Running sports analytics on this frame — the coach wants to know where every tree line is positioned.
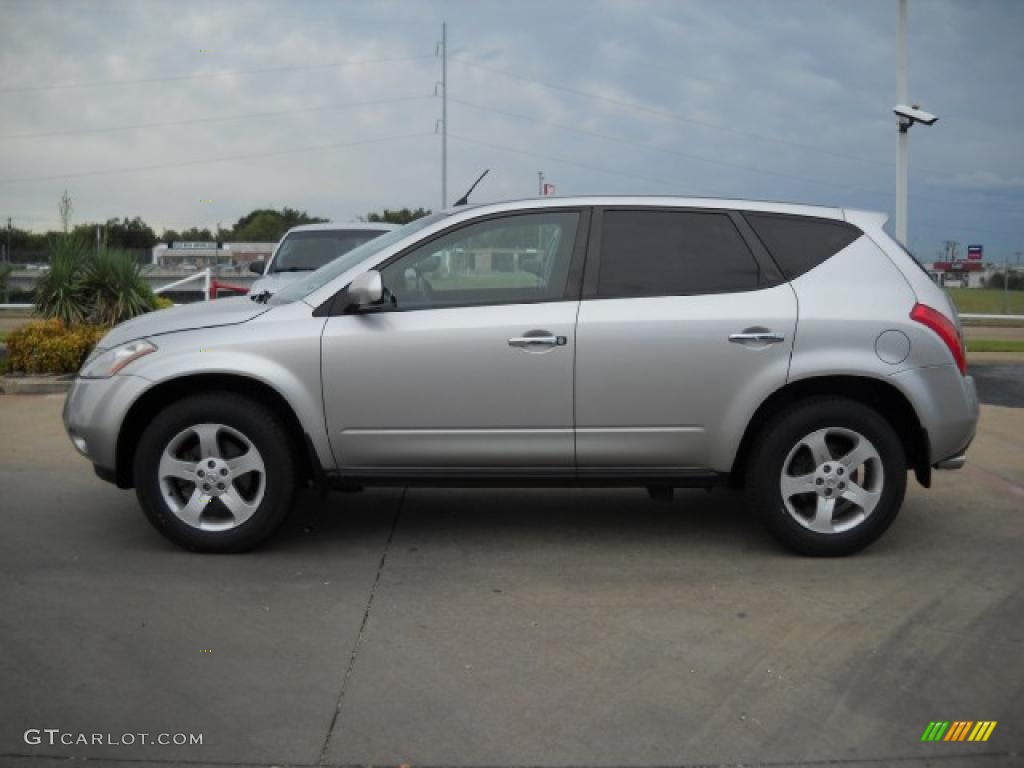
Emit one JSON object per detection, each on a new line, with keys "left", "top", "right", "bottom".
{"left": 5, "top": 204, "right": 431, "bottom": 260}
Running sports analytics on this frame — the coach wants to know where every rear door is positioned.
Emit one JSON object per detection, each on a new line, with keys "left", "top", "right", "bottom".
{"left": 574, "top": 207, "right": 796, "bottom": 470}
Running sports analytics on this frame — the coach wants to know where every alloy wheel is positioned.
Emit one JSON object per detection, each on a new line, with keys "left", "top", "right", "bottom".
{"left": 158, "top": 423, "right": 266, "bottom": 532}
{"left": 779, "top": 427, "right": 884, "bottom": 534}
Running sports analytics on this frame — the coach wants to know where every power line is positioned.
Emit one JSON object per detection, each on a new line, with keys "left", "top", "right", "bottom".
{"left": 449, "top": 97, "right": 1023, "bottom": 214}
{"left": 449, "top": 132, "right": 1021, "bottom": 236}
{"left": 449, "top": 97, "right": 861, "bottom": 193}
{"left": 1, "top": 95, "right": 434, "bottom": 141}
{"left": 448, "top": 133, "right": 683, "bottom": 190}
{"left": 450, "top": 57, "right": 893, "bottom": 168}
{"left": 0, "top": 55, "right": 434, "bottom": 94}
{"left": 451, "top": 55, "right": 995, "bottom": 183}
{"left": 0, "top": 132, "right": 433, "bottom": 185}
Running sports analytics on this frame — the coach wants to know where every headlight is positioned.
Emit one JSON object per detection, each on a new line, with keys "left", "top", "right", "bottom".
{"left": 80, "top": 340, "right": 157, "bottom": 378}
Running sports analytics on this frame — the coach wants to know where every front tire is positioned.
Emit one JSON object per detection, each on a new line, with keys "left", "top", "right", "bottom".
{"left": 134, "top": 393, "right": 296, "bottom": 552}
{"left": 746, "top": 397, "right": 907, "bottom": 556}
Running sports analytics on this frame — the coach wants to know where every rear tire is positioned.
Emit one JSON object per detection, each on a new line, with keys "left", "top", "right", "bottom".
{"left": 746, "top": 397, "right": 906, "bottom": 556}
{"left": 134, "top": 393, "right": 296, "bottom": 552}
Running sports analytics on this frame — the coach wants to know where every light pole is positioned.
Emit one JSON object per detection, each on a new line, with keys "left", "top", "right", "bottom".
{"left": 893, "top": 0, "right": 937, "bottom": 246}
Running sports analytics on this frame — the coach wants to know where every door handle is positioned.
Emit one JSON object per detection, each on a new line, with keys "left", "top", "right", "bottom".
{"left": 508, "top": 335, "right": 566, "bottom": 348}
{"left": 729, "top": 331, "right": 785, "bottom": 344}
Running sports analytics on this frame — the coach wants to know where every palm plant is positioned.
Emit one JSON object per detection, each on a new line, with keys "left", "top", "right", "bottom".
{"left": 84, "top": 247, "right": 157, "bottom": 326}
{"left": 35, "top": 235, "right": 91, "bottom": 324}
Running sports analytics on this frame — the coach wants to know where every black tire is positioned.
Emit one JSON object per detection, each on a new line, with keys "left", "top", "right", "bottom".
{"left": 134, "top": 393, "right": 296, "bottom": 552}
{"left": 746, "top": 397, "right": 907, "bottom": 556}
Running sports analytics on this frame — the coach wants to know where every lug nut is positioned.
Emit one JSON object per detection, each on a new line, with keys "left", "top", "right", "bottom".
{"left": 837, "top": 467, "right": 844, "bottom": 476}
{"left": 816, "top": 478, "right": 824, "bottom": 486}
{"left": 217, "top": 482, "right": 225, "bottom": 490}
{"left": 197, "top": 470, "right": 205, "bottom": 478}
{"left": 823, "top": 464, "right": 831, "bottom": 473}
{"left": 202, "top": 484, "right": 210, "bottom": 491}
{"left": 220, "top": 468, "right": 228, "bottom": 476}
{"left": 839, "top": 482, "right": 846, "bottom": 489}
{"left": 824, "top": 488, "right": 833, "bottom": 496}
{"left": 208, "top": 460, "right": 216, "bottom": 468}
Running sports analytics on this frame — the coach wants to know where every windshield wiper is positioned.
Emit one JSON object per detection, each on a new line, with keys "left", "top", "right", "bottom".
{"left": 271, "top": 267, "right": 315, "bottom": 273}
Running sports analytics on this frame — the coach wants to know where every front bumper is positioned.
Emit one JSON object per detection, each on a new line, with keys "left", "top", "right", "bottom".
{"left": 63, "top": 374, "right": 150, "bottom": 476}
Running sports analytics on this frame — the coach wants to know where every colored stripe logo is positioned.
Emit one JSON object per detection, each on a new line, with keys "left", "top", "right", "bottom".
{"left": 921, "top": 721, "right": 997, "bottom": 742}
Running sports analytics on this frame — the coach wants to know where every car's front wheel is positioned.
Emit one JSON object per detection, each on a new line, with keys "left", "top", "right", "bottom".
{"left": 746, "top": 397, "right": 907, "bottom": 556}
{"left": 134, "top": 393, "right": 297, "bottom": 552}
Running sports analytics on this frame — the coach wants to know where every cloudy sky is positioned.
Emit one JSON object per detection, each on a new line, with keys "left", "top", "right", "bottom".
{"left": 1, "top": 0, "right": 1022, "bottom": 261}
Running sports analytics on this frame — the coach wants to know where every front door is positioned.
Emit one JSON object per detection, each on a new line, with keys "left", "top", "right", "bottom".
{"left": 321, "top": 209, "right": 586, "bottom": 472}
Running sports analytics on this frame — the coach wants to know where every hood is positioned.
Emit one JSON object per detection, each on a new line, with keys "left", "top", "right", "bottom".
{"left": 99, "top": 296, "right": 272, "bottom": 348}
{"left": 249, "top": 271, "right": 309, "bottom": 296}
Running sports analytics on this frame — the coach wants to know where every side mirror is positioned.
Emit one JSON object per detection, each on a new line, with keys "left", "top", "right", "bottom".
{"left": 345, "top": 270, "right": 384, "bottom": 310}
{"left": 249, "top": 260, "right": 265, "bottom": 275}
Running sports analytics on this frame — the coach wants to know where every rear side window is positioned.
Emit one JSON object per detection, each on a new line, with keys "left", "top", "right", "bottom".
{"left": 744, "top": 213, "right": 861, "bottom": 280}
{"left": 598, "top": 210, "right": 761, "bottom": 298}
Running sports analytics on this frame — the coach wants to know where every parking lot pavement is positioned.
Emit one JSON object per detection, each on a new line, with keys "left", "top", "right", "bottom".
{"left": 1, "top": 395, "right": 1022, "bottom": 768}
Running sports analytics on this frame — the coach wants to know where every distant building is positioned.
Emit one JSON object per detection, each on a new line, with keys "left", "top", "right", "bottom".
{"left": 152, "top": 241, "right": 275, "bottom": 268}
{"left": 927, "top": 260, "right": 990, "bottom": 288}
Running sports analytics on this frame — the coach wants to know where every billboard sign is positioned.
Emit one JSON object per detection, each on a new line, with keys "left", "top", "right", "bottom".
{"left": 967, "top": 244, "right": 983, "bottom": 261}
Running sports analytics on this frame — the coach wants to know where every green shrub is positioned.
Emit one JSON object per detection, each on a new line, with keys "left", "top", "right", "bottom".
{"left": 84, "top": 247, "right": 158, "bottom": 325}
{"left": 35, "top": 236, "right": 160, "bottom": 326}
{"left": 34, "top": 236, "right": 91, "bottom": 324}
{"left": 154, "top": 296, "right": 175, "bottom": 310}
{"left": 5, "top": 319, "right": 107, "bottom": 375}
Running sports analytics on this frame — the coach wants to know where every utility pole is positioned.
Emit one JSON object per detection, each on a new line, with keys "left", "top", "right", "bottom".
{"left": 5, "top": 217, "right": 11, "bottom": 266}
{"left": 438, "top": 22, "right": 448, "bottom": 209}
{"left": 895, "top": 0, "right": 908, "bottom": 245}
{"left": 538, "top": 171, "right": 544, "bottom": 196}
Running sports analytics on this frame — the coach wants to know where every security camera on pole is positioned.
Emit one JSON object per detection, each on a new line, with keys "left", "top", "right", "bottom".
{"left": 894, "top": 0, "right": 938, "bottom": 246}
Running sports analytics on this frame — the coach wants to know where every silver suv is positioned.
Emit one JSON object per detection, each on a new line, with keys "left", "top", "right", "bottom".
{"left": 64, "top": 197, "right": 979, "bottom": 555}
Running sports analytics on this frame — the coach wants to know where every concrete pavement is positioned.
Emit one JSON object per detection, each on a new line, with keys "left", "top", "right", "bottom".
{"left": 0, "top": 394, "right": 1022, "bottom": 767}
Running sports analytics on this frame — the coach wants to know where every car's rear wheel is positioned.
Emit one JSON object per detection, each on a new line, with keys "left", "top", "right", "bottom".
{"left": 746, "top": 397, "right": 906, "bottom": 556}
{"left": 134, "top": 393, "right": 296, "bottom": 552}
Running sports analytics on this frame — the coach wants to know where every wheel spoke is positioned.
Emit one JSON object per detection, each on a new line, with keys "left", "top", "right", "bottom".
{"left": 220, "top": 487, "right": 259, "bottom": 525}
{"left": 841, "top": 480, "right": 881, "bottom": 514}
{"left": 800, "top": 430, "right": 832, "bottom": 466}
{"left": 810, "top": 496, "right": 837, "bottom": 533}
{"left": 839, "top": 438, "right": 879, "bottom": 470}
{"left": 178, "top": 488, "right": 208, "bottom": 527}
{"left": 193, "top": 424, "right": 221, "bottom": 459}
{"left": 781, "top": 471, "right": 817, "bottom": 499}
{"left": 227, "top": 450, "right": 263, "bottom": 478}
{"left": 159, "top": 453, "right": 196, "bottom": 482}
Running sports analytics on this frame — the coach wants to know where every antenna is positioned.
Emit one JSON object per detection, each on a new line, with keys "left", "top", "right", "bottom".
{"left": 454, "top": 169, "right": 489, "bottom": 207}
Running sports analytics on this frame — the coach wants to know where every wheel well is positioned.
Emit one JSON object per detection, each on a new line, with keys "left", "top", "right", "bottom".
{"left": 729, "top": 375, "right": 930, "bottom": 489}
{"left": 114, "top": 374, "right": 312, "bottom": 489}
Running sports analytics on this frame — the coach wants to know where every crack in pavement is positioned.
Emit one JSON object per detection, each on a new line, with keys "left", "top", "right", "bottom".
{"left": 316, "top": 487, "right": 406, "bottom": 766}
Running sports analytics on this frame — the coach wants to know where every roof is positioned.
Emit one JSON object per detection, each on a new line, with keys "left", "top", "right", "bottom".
{"left": 441, "top": 195, "right": 869, "bottom": 221}
{"left": 285, "top": 222, "right": 400, "bottom": 234}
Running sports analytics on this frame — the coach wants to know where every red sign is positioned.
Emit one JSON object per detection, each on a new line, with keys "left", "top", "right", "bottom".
{"left": 967, "top": 245, "right": 983, "bottom": 260}
{"left": 542, "top": 183, "right": 556, "bottom": 196}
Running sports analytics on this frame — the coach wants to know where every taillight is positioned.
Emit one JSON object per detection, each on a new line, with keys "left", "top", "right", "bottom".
{"left": 911, "top": 303, "right": 966, "bottom": 375}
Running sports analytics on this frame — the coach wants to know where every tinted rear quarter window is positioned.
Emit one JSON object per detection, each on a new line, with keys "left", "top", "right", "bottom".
{"left": 744, "top": 213, "right": 861, "bottom": 280}
{"left": 598, "top": 210, "right": 761, "bottom": 298}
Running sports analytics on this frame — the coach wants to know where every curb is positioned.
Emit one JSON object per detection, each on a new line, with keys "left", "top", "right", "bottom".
{"left": 0, "top": 375, "right": 74, "bottom": 395}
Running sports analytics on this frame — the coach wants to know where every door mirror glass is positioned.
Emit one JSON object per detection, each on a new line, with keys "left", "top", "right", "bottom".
{"left": 249, "top": 260, "right": 266, "bottom": 275}
{"left": 345, "top": 270, "right": 384, "bottom": 310}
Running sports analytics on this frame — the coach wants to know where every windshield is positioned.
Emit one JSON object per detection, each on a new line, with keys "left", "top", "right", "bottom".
{"left": 269, "top": 229, "right": 388, "bottom": 273}
{"left": 270, "top": 212, "right": 452, "bottom": 304}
